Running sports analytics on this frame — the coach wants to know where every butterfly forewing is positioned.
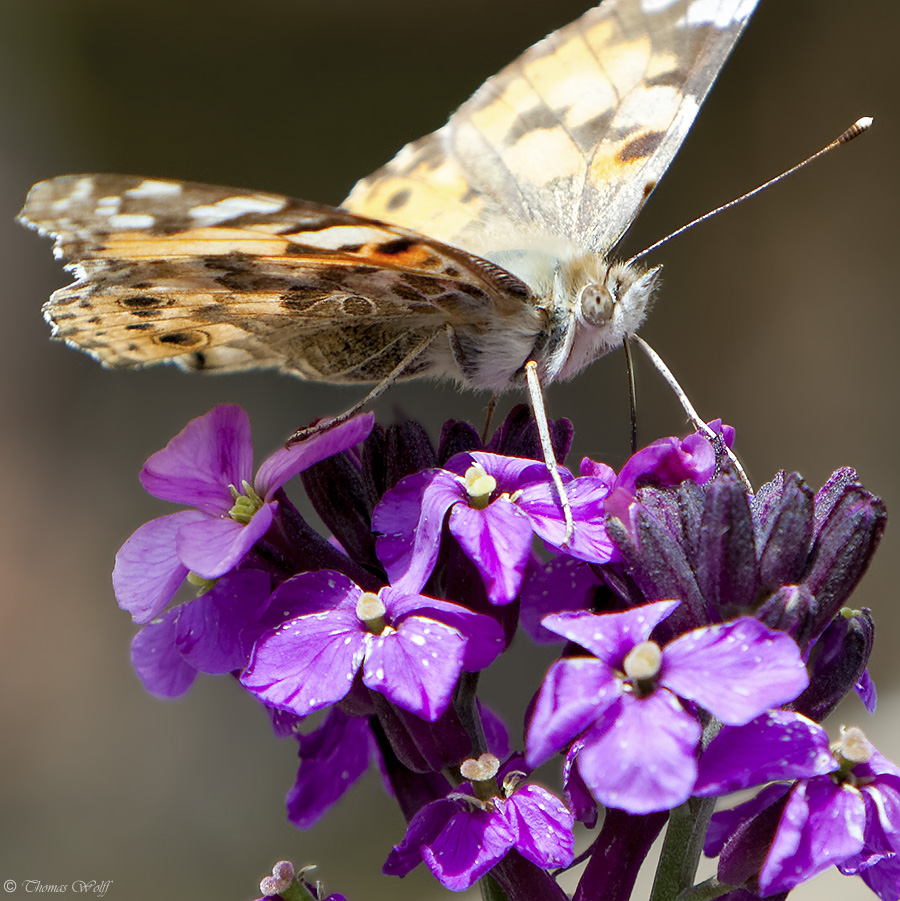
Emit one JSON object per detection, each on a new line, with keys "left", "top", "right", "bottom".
{"left": 21, "top": 174, "right": 536, "bottom": 383}
{"left": 345, "top": 0, "right": 758, "bottom": 255}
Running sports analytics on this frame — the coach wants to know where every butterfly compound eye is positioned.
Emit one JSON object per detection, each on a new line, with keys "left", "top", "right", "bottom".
{"left": 578, "top": 282, "right": 615, "bottom": 327}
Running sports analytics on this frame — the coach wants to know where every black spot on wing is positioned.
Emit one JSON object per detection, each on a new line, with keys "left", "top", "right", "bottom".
{"left": 617, "top": 131, "right": 665, "bottom": 163}
{"left": 157, "top": 331, "right": 205, "bottom": 347}
{"left": 376, "top": 238, "right": 414, "bottom": 256}
{"left": 386, "top": 188, "right": 411, "bottom": 211}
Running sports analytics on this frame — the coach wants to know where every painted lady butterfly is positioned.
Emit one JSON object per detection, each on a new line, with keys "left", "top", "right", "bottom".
{"left": 19, "top": 0, "right": 759, "bottom": 426}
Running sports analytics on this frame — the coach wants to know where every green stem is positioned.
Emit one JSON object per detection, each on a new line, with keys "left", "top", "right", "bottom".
{"left": 479, "top": 873, "right": 510, "bottom": 901}
{"left": 279, "top": 880, "right": 317, "bottom": 901}
{"left": 674, "top": 877, "right": 736, "bottom": 901}
{"left": 649, "top": 796, "right": 717, "bottom": 901}
{"left": 454, "top": 670, "right": 487, "bottom": 756}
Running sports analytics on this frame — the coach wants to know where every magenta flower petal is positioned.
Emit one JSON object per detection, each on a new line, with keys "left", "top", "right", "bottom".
{"left": 759, "top": 777, "right": 866, "bottom": 894}
{"left": 661, "top": 617, "right": 808, "bottom": 725}
{"left": 374, "top": 469, "right": 461, "bottom": 594}
{"left": 174, "top": 569, "right": 272, "bottom": 674}
{"left": 446, "top": 451, "right": 553, "bottom": 487}
{"left": 383, "top": 588, "right": 505, "bottom": 671}
{"left": 287, "top": 709, "right": 376, "bottom": 829}
{"left": 422, "top": 807, "right": 515, "bottom": 891}
{"left": 449, "top": 498, "right": 534, "bottom": 604}
{"left": 254, "top": 413, "right": 373, "bottom": 499}
{"left": 542, "top": 602, "right": 679, "bottom": 664}
{"left": 516, "top": 476, "right": 615, "bottom": 562}
{"left": 520, "top": 556, "right": 601, "bottom": 643}
{"left": 526, "top": 657, "right": 619, "bottom": 768}
{"left": 139, "top": 404, "right": 253, "bottom": 514}
{"left": 113, "top": 510, "right": 206, "bottom": 623}
{"left": 383, "top": 799, "right": 458, "bottom": 877}
{"left": 241, "top": 607, "right": 365, "bottom": 716}
{"left": 131, "top": 611, "right": 197, "bottom": 698}
{"left": 695, "top": 711, "right": 836, "bottom": 797}
{"left": 363, "top": 616, "right": 466, "bottom": 720}
{"left": 175, "top": 503, "right": 274, "bottom": 579}
{"left": 577, "top": 690, "right": 702, "bottom": 814}
{"left": 501, "top": 784, "right": 575, "bottom": 869}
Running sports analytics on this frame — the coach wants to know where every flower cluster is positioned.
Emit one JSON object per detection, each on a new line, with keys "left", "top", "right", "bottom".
{"left": 113, "top": 403, "right": 892, "bottom": 901}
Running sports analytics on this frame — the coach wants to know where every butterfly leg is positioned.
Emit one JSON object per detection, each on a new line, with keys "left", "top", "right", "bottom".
{"left": 481, "top": 395, "right": 498, "bottom": 444}
{"left": 630, "top": 335, "right": 751, "bottom": 490}
{"left": 524, "top": 360, "right": 573, "bottom": 544}
{"left": 286, "top": 330, "right": 443, "bottom": 446}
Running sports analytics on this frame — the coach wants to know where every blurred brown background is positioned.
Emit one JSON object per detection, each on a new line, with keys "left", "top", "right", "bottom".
{"left": 2, "top": 1, "right": 896, "bottom": 899}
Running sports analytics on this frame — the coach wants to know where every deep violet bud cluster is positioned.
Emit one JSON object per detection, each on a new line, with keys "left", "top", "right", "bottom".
{"left": 114, "top": 403, "right": 893, "bottom": 901}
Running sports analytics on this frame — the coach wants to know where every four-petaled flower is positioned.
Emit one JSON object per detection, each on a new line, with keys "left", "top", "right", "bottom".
{"left": 702, "top": 722, "right": 900, "bottom": 899}
{"left": 384, "top": 753, "right": 574, "bottom": 891}
{"left": 373, "top": 450, "right": 615, "bottom": 605}
{"left": 241, "top": 571, "right": 505, "bottom": 721}
{"left": 113, "top": 404, "right": 373, "bottom": 623}
{"left": 526, "top": 600, "right": 810, "bottom": 813}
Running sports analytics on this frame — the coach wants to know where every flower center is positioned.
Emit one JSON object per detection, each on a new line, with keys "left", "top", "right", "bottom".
{"left": 356, "top": 591, "right": 387, "bottom": 634}
{"left": 186, "top": 571, "right": 217, "bottom": 594}
{"left": 462, "top": 463, "right": 497, "bottom": 509}
{"left": 832, "top": 725, "right": 873, "bottom": 784}
{"left": 623, "top": 640, "right": 662, "bottom": 696}
{"left": 460, "top": 753, "right": 501, "bottom": 805}
{"left": 228, "top": 480, "right": 264, "bottom": 524}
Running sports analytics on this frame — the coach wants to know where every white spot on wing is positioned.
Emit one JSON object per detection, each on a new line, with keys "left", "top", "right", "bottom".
{"left": 126, "top": 179, "right": 183, "bottom": 198}
{"left": 685, "top": 0, "right": 757, "bottom": 26}
{"left": 108, "top": 213, "right": 155, "bottom": 229}
{"left": 94, "top": 195, "right": 122, "bottom": 216}
{"left": 188, "top": 195, "right": 286, "bottom": 226}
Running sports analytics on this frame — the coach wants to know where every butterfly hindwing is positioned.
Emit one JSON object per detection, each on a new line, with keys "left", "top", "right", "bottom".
{"left": 20, "top": 174, "right": 536, "bottom": 383}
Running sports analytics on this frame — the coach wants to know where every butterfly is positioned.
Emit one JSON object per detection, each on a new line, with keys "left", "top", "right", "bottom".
{"left": 19, "top": 0, "right": 759, "bottom": 428}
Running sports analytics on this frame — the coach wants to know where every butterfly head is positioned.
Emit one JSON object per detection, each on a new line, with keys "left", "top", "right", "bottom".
{"left": 544, "top": 255, "right": 661, "bottom": 383}
{"left": 568, "top": 255, "right": 660, "bottom": 337}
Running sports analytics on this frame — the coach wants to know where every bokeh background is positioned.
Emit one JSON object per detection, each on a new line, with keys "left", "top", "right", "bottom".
{"left": 2, "top": 1, "right": 897, "bottom": 899}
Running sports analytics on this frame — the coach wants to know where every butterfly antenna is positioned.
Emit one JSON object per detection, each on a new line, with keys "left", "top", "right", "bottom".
{"left": 630, "top": 335, "right": 751, "bottom": 492}
{"left": 626, "top": 116, "right": 873, "bottom": 266}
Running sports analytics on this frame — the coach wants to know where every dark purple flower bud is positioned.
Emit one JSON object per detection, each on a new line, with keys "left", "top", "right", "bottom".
{"left": 486, "top": 403, "right": 573, "bottom": 462}
{"left": 604, "top": 489, "right": 708, "bottom": 632}
{"left": 755, "top": 584, "right": 818, "bottom": 650}
{"left": 791, "top": 608, "right": 876, "bottom": 722}
{"left": 804, "top": 480, "right": 886, "bottom": 631}
{"left": 695, "top": 476, "right": 760, "bottom": 618}
{"left": 371, "top": 692, "right": 472, "bottom": 775}
{"left": 753, "top": 472, "right": 814, "bottom": 591}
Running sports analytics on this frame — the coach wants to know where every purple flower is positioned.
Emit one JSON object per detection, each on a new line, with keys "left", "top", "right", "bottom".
{"left": 373, "top": 450, "right": 614, "bottom": 605}
{"left": 383, "top": 753, "right": 574, "bottom": 891}
{"left": 705, "top": 725, "right": 900, "bottom": 898}
{"left": 594, "top": 419, "right": 733, "bottom": 495}
{"left": 518, "top": 424, "right": 733, "bottom": 642}
{"left": 286, "top": 708, "right": 381, "bottom": 829}
{"left": 526, "top": 601, "right": 809, "bottom": 814}
{"left": 113, "top": 405, "right": 373, "bottom": 624}
{"left": 240, "top": 571, "right": 504, "bottom": 721}
{"left": 130, "top": 568, "right": 272, "bottom": 697}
